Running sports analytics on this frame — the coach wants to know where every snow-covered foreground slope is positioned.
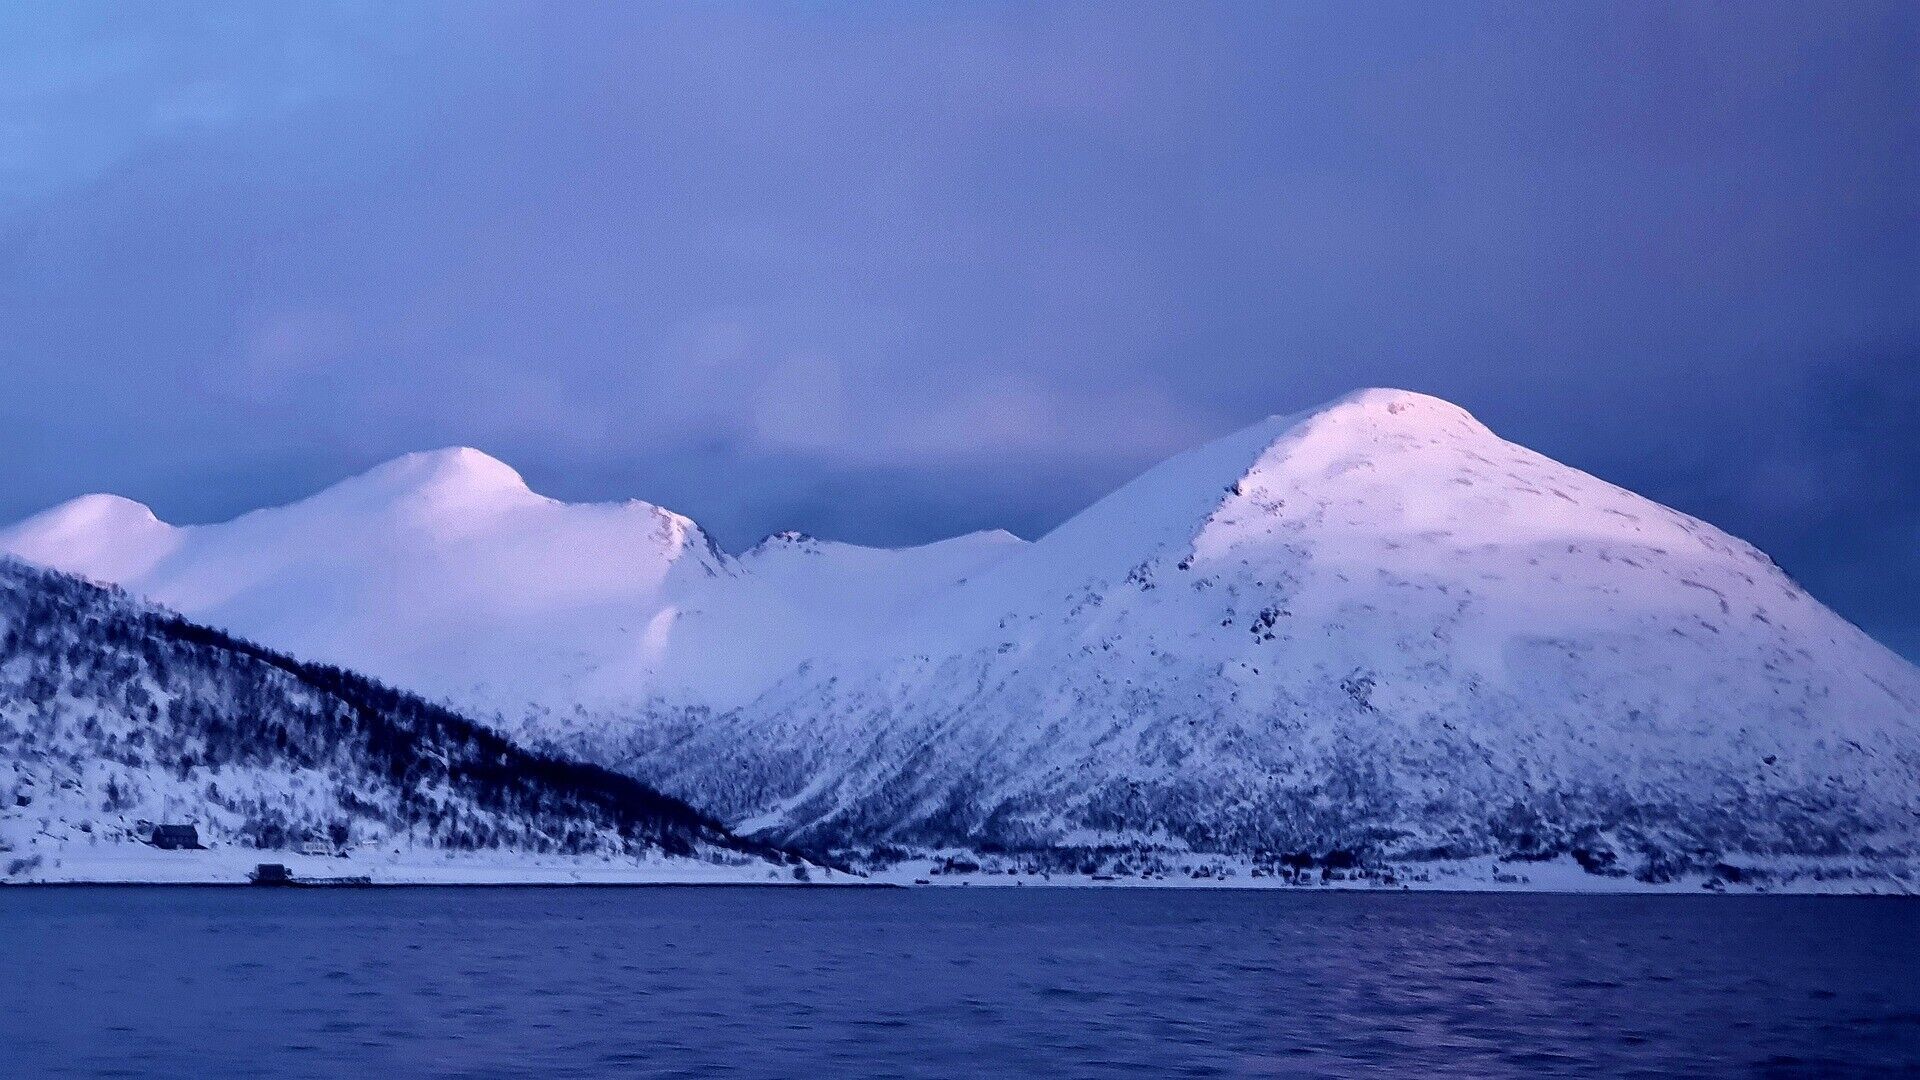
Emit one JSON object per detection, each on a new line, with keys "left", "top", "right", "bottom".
{"left": 6, "top": 389, "right": 1918, "bottom": 890}
{"left": 644, "top": 390, "right": 1920, "bottom": 889}
{"left": 0, "top": 448, "right": 1022, "bottom": 719}
{"left": 0, "top": 559, "right": 817, "bottom": 884}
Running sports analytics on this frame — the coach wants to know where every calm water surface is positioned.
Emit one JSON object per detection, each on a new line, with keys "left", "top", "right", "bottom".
{"left": 3, "top": 887, "right": 1916, "bottom": 1078}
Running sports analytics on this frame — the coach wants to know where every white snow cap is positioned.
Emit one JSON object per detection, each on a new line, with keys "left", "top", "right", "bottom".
{"left": 296, "top": 446, "right": 546, "bottom": 522}
{"left": 2, "top": 492, "right": 180, "bottom": 582}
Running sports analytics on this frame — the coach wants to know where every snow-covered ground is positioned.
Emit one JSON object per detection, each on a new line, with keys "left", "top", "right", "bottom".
{"left": 11, "top": 839, "right": 1908, "bottom": 895}
{"left": 1, "top": 838, "right": 839, "bottom": 886}
{"left": 861, "top": 854, "right": 1917, "bottom": 895}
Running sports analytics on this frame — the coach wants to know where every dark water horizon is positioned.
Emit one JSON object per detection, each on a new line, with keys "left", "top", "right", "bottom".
{"left": 4, "top": 887, "right": 1916, "bottom": 1078}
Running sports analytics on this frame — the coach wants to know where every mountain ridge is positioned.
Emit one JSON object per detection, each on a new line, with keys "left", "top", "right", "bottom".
{"left": 5, "top": 389, "right": 1916, "bottom": 888}
{"left": 0, "top": 443, "right": 1019, "bottom": 714}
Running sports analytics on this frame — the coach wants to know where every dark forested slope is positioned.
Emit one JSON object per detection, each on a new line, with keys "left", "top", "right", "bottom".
{"left": 0, "top": 558, "right": 798, "bottom": 874}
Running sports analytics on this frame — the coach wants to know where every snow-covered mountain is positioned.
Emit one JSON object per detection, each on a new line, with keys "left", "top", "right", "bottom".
{"left": 641, "top": 390, "right": 1920, "bottom": 886}
{"left": 0, "top": 447, "right": 1023, "bottom": 719}
{"left": 0, "top": 558, "right": 808, "bottom": 883}
{"left": 7, "top": 389, "right": 1918, "bottom": 888}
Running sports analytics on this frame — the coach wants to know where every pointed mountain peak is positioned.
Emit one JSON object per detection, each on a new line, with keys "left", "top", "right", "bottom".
{"left": 922, "top": 528, "right": 1028, "bottom": 553}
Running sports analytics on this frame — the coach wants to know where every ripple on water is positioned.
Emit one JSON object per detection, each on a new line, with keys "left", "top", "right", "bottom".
{"left": 3, "top": 890, "right": 1917, "bottom": 1079}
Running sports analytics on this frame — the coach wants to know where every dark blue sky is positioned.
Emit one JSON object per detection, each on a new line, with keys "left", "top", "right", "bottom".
{"left": 2, "top": 3, "right": 1915, "bottom": 658}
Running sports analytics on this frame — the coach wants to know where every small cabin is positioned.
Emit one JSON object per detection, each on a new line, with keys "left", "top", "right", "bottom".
{"left": 296, "top": 839, "right": 334, "bottom": 857}
{"left": 150, "top": 824, "right": 202, "bottom": 850}
{"left": 249, "top": 863, "right": 293, "bottom": 885}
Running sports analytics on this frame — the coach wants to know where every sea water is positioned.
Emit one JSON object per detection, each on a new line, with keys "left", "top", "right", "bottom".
{"left": 3, "top": 887, "right": 1916, "bottom": 1077}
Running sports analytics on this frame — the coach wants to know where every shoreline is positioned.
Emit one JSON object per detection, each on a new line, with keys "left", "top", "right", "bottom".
{"left": 0, "top": 879, "right": 897, "bottom": 889}
{"left": 7, "top": 844, "right": 1913, "bottom": 895}
{"left": 3, "top": 880, "right": 1915, "bottom": 897}
{"left": 7, "top": 873, "right": 1914, "bottom": 896}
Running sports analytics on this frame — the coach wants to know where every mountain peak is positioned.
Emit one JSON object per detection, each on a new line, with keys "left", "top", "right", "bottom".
{"left": 1268, "top": 387, "right": 1486, "bottom": 441}
{"left": 952, "top": 527, "right": 1026, "bottom": 547}
{"left": 369, "top": 446, "right": 529, "bottom": 490}
{"left": 1229, "top": 388, "right": 1500, "bottom": 490}
{"left": 32, "top": 492, "right": 166, "bottom": 529}
{"left": 316, "top": 446, "right": 541, "bottom": 518}
{"left": 0, "top": 493, "right": 179, "bottom": 582}
{"left": 1005, "top": 389, "right": 1494, "bottom": 577}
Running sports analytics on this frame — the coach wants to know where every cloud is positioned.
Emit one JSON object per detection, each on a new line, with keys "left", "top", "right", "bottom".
{"left": 752, "top": 351, "right": 849, "bottom": 454}
{"left": 0, "top": 3, "right": 1912, "bottom": 657}
{"left": 0, "top": 3, "right": 434, "bottom": 206}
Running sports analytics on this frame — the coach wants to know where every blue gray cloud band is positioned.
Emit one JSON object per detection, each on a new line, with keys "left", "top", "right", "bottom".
{"left": 1, "top": 2, "right": 1913, "bottom": 658}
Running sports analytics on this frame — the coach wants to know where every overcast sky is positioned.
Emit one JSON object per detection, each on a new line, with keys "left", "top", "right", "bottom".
{"left": 2, "top": 2, "right": 1915, "bottom": 658}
